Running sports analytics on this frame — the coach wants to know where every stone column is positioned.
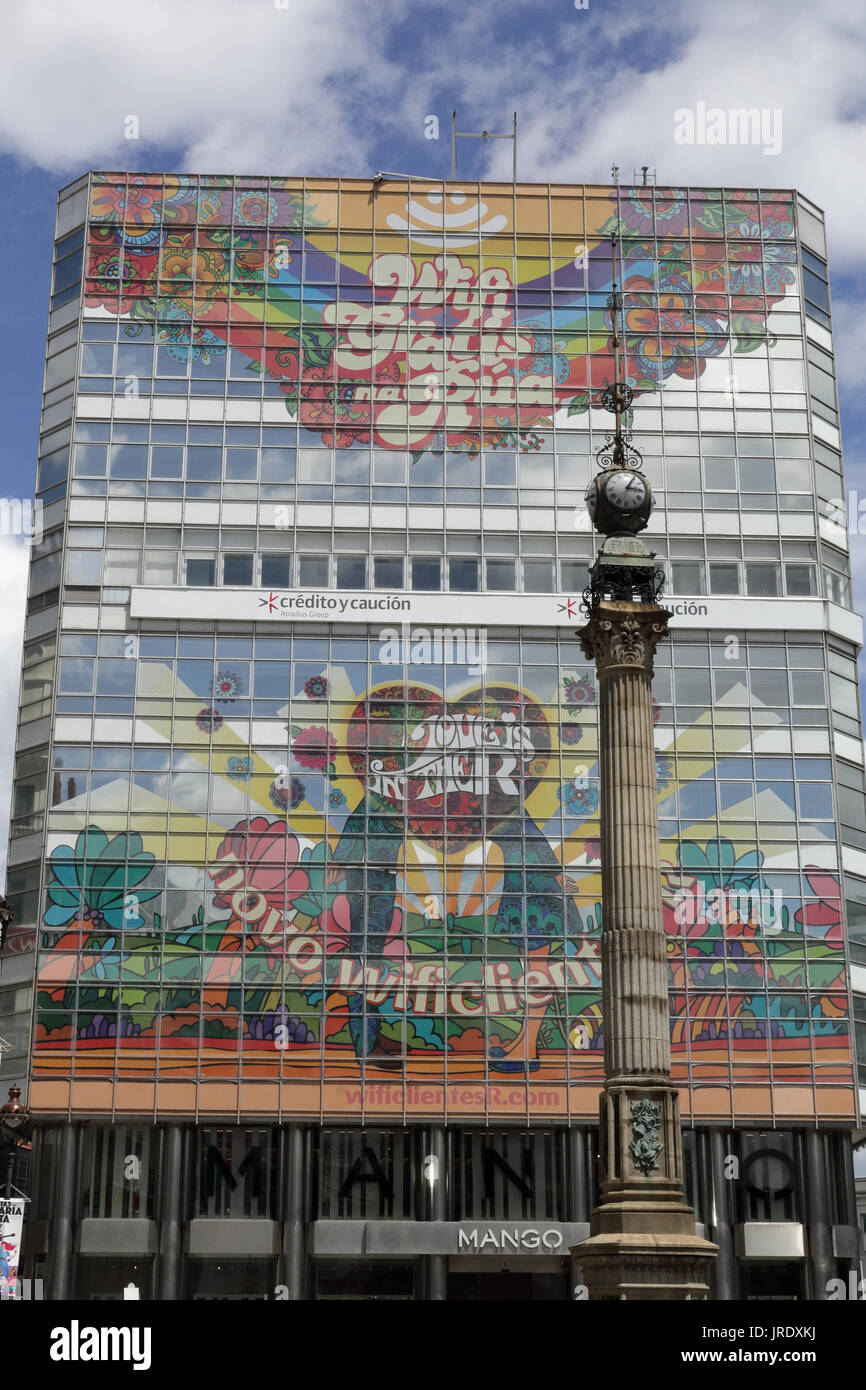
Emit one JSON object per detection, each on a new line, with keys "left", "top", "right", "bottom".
{"left": 707, "top": 1129, "right": 738, "bottom": 1300}
{"left": 423, "top": 1127, "right": 447, "bottom": 1300}
{"left": 569, "top": 1128, "right": 590, "bottom": 1223}
{"left": 804, "top": 1130, "right": 835, "bottom": 1299}
{"left": 571, "top": 600, "right": 717, "bottom": 1299}
{"left": 47, "top": 1123, "right": 78, "bottom": 1300}
{"left": 281, "top": 1125, "right": 306, "bottom": 1300}
{"left": 157, "top": 1124, "right": 184, "bottom": 1302}
{"left": 591, "top": 604, "right": 671, "bottom": 1084}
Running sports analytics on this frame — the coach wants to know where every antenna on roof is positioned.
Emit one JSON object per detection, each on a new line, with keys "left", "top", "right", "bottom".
{"left": 451, "top": 110, "right": 518, "bottom": 181}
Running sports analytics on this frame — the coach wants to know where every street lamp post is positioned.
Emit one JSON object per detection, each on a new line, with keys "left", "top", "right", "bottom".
{"left": 571, "top": 241, "right": 717, "bottom": 1299}
{"left": 0, "top": 1086, "right": 31, "bottom": 1198}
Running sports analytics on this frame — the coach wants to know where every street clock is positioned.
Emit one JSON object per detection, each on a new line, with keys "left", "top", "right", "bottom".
{"left": 584, "top": 465, "right": 653, "bottom": 536}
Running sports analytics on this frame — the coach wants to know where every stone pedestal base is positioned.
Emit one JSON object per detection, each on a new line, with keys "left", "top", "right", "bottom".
{"left": 571, "top": 1080, "right": 718, "bottom": 1298}
{"left": 572, "top": 1228, "right": 717, "bottom": 1300}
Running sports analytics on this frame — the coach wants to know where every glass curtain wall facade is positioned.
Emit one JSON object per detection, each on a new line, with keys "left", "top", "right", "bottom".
{"left": 3, "top": 172, "right": 863, "bottom": 1299}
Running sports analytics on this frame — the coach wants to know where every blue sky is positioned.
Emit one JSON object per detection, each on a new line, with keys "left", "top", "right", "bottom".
{"left": 0, "top": 0, "right": 864, "bottom": 870}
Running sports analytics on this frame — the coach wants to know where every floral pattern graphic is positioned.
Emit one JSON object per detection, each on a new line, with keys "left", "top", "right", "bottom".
{"left": 84, "top": 176, "right": 796, "bottom": 457}
{"left": 656, "top": 755, "right": 674, "bottom": 790}
{"left": 226, "top": 755, "right": 253, "bottom": 782}
{"left": 304, "top": 675, "right": 329, "bottom": 701}
{"left": 195, "top": 707, "right": 223, "bottom": 734}
{"left": 212, "top": 670, "right": 245, "bottom": 703}
{"left": 234, "top": 191, "right": 278, "bottom": 226}
{"left": 269, "top": 777, "right": 305, "bottom": 811}
{"left": 560, "top": 779, "right": 600, "bottom": 817}
{"left": 289, "top": 725, "right": 337, "bottom": 775}
{"left": 617, "top": 272, "right": 728, "bottom": 388}
{"left": 794, "top": 867, "right": 843, "bottom": 942}
{"left": 208, "top": 817, "right": 311, "bottom": 959}
{"left": 44, "top": 826, "right": 160, "bottom": 935}
{"left": 560, "top": 723, "right": 584, "bottom": 746}
{"left": 562, "top": 674, "right": 596, "bottom": 708}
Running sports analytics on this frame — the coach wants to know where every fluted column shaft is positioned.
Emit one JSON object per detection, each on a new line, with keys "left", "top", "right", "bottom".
{"left": 581, "top": 602, "right": 671, "bottom": 1083}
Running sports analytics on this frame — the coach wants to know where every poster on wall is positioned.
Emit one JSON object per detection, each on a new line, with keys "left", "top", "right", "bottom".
{"left": 0, "top": 1197, "right": 25, "bottom": 1300}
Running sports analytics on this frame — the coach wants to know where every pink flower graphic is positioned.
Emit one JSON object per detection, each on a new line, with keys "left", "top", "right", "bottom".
{"left": 291, "top": 726, "right": 336, "bottom": 771}
{"left": 320, "top": 892, "right": 406, "bottom": 959}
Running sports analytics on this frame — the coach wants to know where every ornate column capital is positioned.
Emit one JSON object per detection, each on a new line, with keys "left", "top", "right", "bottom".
{"left": 579, "top": 600, "right": 671, "bottom": 678}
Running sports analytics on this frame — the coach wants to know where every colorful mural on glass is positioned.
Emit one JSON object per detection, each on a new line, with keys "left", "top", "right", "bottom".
{"left": 30, "top": 177, "right": 852, "bottom": 1119}
{"left": 83, "top": 176, "right": 797, "bottom": 455}
{"left": 34, "top": 653, "right": 852, "bottom": 1113}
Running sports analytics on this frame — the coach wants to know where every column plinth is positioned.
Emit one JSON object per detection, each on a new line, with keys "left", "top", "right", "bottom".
{"left": 571, "top": 601, "right": 717, "bottom": 1299}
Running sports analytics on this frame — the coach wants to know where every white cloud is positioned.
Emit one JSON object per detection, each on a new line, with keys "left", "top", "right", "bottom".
{"left": 428, "top": 0, "right": 866, "bottom": 268}
{"left": 0, "top": 538, "right": 30, "bottom": 886}
{"left": 1, "top": 0, "right": 863, "bottom": 277}
{"left": 832, "top": 297, "right": 866, "bottom": 394}
{"left": 0, "top": 0, "right": 404, "bottom": 175}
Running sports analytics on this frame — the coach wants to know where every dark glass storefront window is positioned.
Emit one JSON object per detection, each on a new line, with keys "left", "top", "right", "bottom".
{"left": 741, "top": 1261, "right": 804, "bottom": 1300}
{"left": 682, "top": 1129, "right": 700, "bottom": 1222}
{"left": 314, "top": 1128, "right": 427, "bottom": 1220}
{"left": 76, "top": 1258, "right": 154, "bottom": 1300}
{"left": 734, "top": 1132, "right": 800, "bottom": 1222}
{"left": 186, "top": 1258, "right": 277, "bottom": 1300}
{"left": 315, "top": 1259, "right": 415, "bottom": 1300}
{"left": 80, "top": 1125, "right": 157, "bottom": 1218}
{"left": 450, "top": 1129, "right": 568, "bottom": 1221}
{"left": 33, "top": 1128, "right": 59, "bottom": 1220}
{"left": 314, "top": 1127, "right": 576, "bottom": 1222}
{"left": 197, "top": 1128, "right": 278, "bottom": 1218}
{"left": 448, "top": 1269, "right": 570, "bottom": 1301}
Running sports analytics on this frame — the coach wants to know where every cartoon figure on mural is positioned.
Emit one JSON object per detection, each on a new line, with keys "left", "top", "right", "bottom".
{"left": 327, "top": 683, "right": 581, "bottom": 1070}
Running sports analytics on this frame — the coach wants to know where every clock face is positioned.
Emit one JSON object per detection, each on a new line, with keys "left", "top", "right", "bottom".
{"left": 584, "top": 481, "right": 598, "bottom": 520}
{"left": 603, "top": 470, "right": 647, "bottom": 512}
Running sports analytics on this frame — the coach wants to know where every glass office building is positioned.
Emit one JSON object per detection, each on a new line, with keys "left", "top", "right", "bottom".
{"left": 3, "top": 172, "right": 864, "bottom": 1299}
